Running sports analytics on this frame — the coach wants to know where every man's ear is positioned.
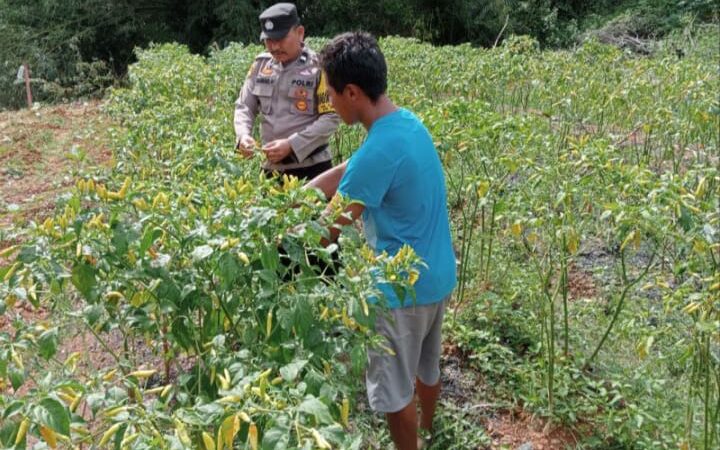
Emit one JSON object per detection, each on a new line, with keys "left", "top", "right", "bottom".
{"left": 345, "top": 84, "right": 362, "bottom": 101}
{"left": 296, "top": 25, "right": 305, "bottom": 41}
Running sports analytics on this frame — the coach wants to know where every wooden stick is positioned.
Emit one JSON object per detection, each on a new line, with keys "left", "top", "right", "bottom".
{"left": 493, "top": 15, "right": 509, "bottom": 48}
{"left": 23, "top": 62, "right": 32, "bottom": 108}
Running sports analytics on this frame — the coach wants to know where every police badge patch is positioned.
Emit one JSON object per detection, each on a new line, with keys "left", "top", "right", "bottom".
{"left": 261, "top": 61, "right": 274, "bottom": 76}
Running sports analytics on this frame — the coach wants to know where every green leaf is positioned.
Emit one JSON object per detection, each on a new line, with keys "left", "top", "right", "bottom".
{"left": 262, "top": 423, "right": 290, "bottom": 450}
{"left": 156, "top": 279, "right": 181, "bottom": 306}
{"left": 38, "top": 328, "right": 59, "bottom": 360}
{"left": 171, "top": 316, "right": 195, "bottom": 351}
{"left": 293, "top": 296, "right": 313, "bottom": 337}
{"left": 2, "top": 401, "right": 24, "bottom": 420}
{"left": 83, "top": 304, "right": 104, "bottom": 326}
{"left": 9, "top": 367, "right": 24, "bottom": 390}
{"left": 114, "top": 424, "right": 128, "bottom": 450}
{"left": 261, "top": 245, "right": 280, "bottom": 271}
{"left": 320, "top": 424, "right": 345, "bottom": 445}
{"left": 297, "top": 396, "right": 333, "bottom": 425}
{"left": 111, "top": 222, "right": 131, "bottom": 256}
{"left": 279, "top": 359, "right": 308, "bottom": 382}
{"left": 350, "top": 345, "right": 366, "bottom": 376}
{"left": 140, "top": 227, "right": 163, "bottom": 256}
{"left": 217, "top": 252, "right": 241, "bottom": 289}
{"left": 17, "top": 245, "right": 38, "bottom": 264}
{"left": 71, "top": 261, "right": 97, "bottom": 300}
{"left": 678, "top": 205, "right": 693, "bottom": 232}
{"left": 0, "top": 419, "right": 17, "bottom": 446}
{"left": 33, "top": 397, "right": 71, "bottom": 436}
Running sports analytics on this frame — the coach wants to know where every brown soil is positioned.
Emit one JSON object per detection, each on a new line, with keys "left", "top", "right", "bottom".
{"left": 0, "top": 300, "right": 49, "bottom": 333}
{"left": 0, "top": 100, "right": 113, "bottom": 230}
{"left": 567, "top": 263, "right": 597, "bottom": 301}
{"left": 485, "top": 410, "right": 580, "bottom": 449}
{"left": 441, "top": 345, "right": 580, "bottom": 450}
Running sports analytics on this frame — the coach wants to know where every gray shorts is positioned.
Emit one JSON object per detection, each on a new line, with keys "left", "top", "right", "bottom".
{"left": 366, "top": 298, "right": 447, "bottom": 413}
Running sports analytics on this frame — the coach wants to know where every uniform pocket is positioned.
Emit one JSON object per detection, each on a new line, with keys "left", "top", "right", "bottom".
{"left": 287, "top": 84, "right": 315, "bottom": 115}
{"left": 251, "top": 83, "right": 274, "bottom": 114}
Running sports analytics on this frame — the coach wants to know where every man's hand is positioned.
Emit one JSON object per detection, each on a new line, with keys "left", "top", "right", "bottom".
{"left": 262, "top": 139, "right": 293, "bottom": 163}
{"left": 237, "top": 135, "right": 257, "bottom": 159}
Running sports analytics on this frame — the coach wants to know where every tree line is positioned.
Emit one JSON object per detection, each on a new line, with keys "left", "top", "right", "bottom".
{"left": 0, "top": 0, "right": 716, "bottom": 109}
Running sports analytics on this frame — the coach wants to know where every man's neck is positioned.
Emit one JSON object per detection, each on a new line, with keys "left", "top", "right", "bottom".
{"left": 360, "top": 95, "right": 398, "bottom": 131}
{"left": 281, "top": 52, "right": 301, "bottom": 67}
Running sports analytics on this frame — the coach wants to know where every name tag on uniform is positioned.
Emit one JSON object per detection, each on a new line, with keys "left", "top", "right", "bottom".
{"left": 291, "top": 79, "right": 314, "bottom": 88}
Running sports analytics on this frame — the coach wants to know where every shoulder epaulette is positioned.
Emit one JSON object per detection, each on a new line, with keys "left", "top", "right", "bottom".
{"left": 302, "top": 48, "right": 319, "bottom": 65}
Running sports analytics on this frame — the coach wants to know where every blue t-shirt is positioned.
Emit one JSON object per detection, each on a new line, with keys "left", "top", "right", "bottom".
{"left": 338, "top": 108, "right": 457, "bottom": 308}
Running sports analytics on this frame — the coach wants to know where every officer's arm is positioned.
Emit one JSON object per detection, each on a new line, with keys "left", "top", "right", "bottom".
{"left": 287, "top": 70, "right": 340, "bottom": 161}
{"left": 287, "top": 112, "right": 341, "bottom": 160}
{"left": 234, "top": 68, "right": 260, "bottom": 146}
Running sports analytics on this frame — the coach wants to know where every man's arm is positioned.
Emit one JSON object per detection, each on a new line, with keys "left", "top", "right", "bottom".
{"left": 303, "top": 161, "right": 361, "bottom": 245}
{"left": 323, "top": 199, "right": 364, "bottom": 245}
{"left": 304, "top": 161, "right": 347, "bottom": 200}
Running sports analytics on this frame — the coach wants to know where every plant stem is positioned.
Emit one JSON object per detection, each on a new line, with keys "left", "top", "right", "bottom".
{"left": 586, "top": 249, "right": 656, "bottom": 367}
{"left": 561, "top": 255, "right": 569, "bottom": 358}
{"left": 484, "top": 199, "right": 497, "bottom": 283}
{"left": 704, "top": 332, "right": 711, "bottom": 450}
{"left": 85, "top": 321, "right": 123, "bottom": 368}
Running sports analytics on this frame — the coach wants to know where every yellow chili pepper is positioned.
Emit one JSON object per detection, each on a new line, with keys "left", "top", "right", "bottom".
{"left": 202, "top": 431, "right": 215, "bottom": 450}
{"left": 341, "top": 397, "right": 350, "bottom": 428}
{"left": 248, "top": 423, "right": 258, "bottom": 450}
{"left": 40, "top": 426, "right": 58, "bottom": 448}
{"left": 15, "top": 418, "right": 30, "bottom": 445}
{"left": 98, "top": 423, "right": 122, "bottom": 447}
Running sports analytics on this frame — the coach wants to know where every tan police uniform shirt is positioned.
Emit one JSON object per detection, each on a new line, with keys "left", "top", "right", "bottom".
{"left": 234, "top": 46, "right": 340, "bottom": 172}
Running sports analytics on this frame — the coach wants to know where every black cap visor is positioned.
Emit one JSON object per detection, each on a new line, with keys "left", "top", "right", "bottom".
{"left": 260, "top": 28, "right": 291, "bottom": 41}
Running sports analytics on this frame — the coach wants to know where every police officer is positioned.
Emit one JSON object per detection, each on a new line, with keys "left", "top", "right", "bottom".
{"left": 234, "top": 2, "right": 340, "bottom": 180}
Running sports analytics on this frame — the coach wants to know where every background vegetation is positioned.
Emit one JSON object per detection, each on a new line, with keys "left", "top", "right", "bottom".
{"left": 1, "top": 0, "right": 717, "bottom": 109}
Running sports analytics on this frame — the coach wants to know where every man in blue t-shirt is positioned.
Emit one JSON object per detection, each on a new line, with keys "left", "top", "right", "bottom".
{"left": 307, "top": 32, "right": 456, "bottom": 450}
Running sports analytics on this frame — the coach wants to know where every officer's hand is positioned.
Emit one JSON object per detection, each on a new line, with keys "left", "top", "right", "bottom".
{"left": 262, "top": 139, "right": 292, "bottom": 163}
{"left": 237, "top": 135, "right": 256, "bottom": 159}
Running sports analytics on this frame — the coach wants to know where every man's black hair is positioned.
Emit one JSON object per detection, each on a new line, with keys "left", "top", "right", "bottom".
{"left": 319, "top": 31, "right": 387, "bottom": 102}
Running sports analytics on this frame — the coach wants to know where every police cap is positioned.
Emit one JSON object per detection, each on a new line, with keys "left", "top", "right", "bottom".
{"left": 259, "top": 3, "right": 300, "bottom": 41}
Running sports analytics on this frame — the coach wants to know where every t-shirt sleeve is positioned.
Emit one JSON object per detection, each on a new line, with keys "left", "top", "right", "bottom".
{"left": 338, "top": 143, "right": 398, "bottom": 209}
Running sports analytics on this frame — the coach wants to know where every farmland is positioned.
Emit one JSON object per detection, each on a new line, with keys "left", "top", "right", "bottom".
{"left": 1, "top": 25, "right": 719, "bottom": 450}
